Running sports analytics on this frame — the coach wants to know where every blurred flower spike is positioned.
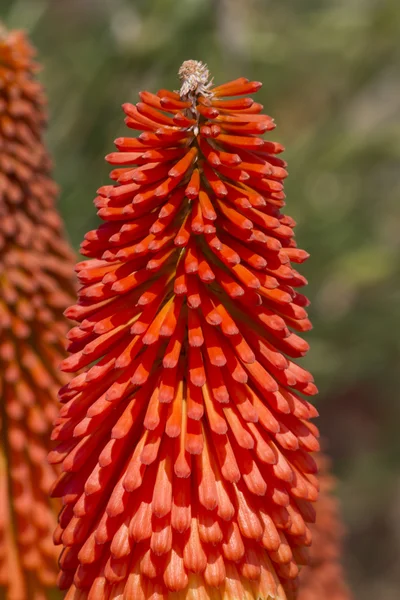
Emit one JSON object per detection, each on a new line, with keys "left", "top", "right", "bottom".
{"left": 50, "top": 60, "right": 320, "bottom": 600}
{"left": 0, "top": 25, "right": 75, "bottom": 599}
{"left": 298, "top": 454, "right": 353, "bottom": 600}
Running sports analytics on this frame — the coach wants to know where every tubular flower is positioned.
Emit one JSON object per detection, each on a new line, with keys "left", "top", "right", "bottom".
{"left": 0, "top": 26, "right": 75, "bottom": 599}
{"left": 50, "top": 60, "right": 319, "bottom": 600}
{"left": 298, "top": 454, "right": 352, "bottom": 600}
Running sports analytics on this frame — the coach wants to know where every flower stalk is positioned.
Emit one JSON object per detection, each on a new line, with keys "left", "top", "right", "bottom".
{"left": 0, "top": 25, "right": 75, "bottom": 599}
{"left": 50, "top": 60, "right": 319, "bottom": 600}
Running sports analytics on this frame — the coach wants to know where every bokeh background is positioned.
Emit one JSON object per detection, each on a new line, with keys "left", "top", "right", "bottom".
{"left": 1, "top": 0, "right": 400, "bottom": 598}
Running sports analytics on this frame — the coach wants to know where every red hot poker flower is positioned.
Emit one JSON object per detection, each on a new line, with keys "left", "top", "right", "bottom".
{"left": 298, "top": 454, "right": 353, "bottom": 600}
{"left": 50, "top": 60, "right": 319, "bottom": 600}
{"left": 0, "top": 26, "right": 76, "bottom": 599}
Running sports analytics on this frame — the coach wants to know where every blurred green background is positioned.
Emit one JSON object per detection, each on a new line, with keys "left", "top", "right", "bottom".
{"left": 2, "top": 0, "right": 400, "bottom": 597}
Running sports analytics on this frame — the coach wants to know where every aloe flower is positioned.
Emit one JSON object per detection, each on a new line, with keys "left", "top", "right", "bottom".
{"left": 50, "top": 60, "right": 319, "bottom": 600}
{"left": 0, "top": 26, "right": 75, "bottom": 599}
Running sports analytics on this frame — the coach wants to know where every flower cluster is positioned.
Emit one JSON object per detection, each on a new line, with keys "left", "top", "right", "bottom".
{"left": 50, "top": 60, "right": 319, "bottom": 600}
{"left": 0, "top": 27, "right": 75, "bottom": 599}
{"left": 298, "top": 454, "right": 353, "bottom": 600}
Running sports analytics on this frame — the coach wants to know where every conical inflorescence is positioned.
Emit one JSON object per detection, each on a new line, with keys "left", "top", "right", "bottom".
{"left": 50, "top": 60, "right": 319, "bottom": 600}
{"left": 0, "top": 26, "right": 76, "bottom": 599}
{"left": 298, "top": 454, "right": 352, "bottom": 600}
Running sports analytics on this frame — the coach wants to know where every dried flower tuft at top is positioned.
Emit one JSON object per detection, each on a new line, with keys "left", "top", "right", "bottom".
{"left": 178, "top": 60, "right": 213, "bottom": 98}
{"left": 50, "top": 60, "right": 319, "bottom": 600}
{"left": 0, "top": 25, "right": 75, "bottom": 599}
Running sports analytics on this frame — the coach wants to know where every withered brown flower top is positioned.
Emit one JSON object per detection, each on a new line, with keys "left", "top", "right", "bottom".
{"left": 0, "top": 26, "right": 75, "bottom": 599}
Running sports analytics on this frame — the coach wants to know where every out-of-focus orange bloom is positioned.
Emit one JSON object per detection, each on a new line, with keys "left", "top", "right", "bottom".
{"left": 298, "top": 454, "right": 353, "bottom": 600}
{"left": 50, "top": 60, "right": 319, "bottom": 600}
{"left": 0, "top": 26, "right": 75, "bottom": 599}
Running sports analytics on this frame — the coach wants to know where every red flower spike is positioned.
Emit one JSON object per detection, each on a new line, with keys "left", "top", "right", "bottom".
{"left": 0, "top": 26, "right": 75, "bottom": 599}
{"left": 297, "top": 454, "right": 353, "bottom": 600}
{"left": 51, "top": 60, "right": 319, "bottom": 600}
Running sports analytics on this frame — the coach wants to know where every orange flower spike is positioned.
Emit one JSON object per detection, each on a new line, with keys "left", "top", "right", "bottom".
{"left": 0, "top": 25, "right": 76, "bottom": 599}
{"left": 51, "top": 60, "right": 319, "bottom": 599}
{"left": 297, "top": 454, "right": 353, "bottom": 600}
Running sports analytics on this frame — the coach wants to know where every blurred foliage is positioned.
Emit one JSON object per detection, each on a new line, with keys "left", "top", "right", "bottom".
{"left": 1, "top": 0, "right": 400, "bottom": 598}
